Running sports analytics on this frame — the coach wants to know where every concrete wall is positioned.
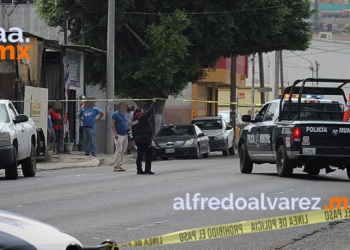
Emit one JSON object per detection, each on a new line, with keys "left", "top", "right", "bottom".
{"left": 165, "top": 82, "right": 193, "bottom": 107}
{"left": 0, "top": 4, "right": 65, "bottom": 42}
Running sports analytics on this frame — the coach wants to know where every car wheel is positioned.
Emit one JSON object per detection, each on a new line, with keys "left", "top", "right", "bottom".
{"left": 203, "top": 144, "right": 210, "bottom": 158}
{"left": 303, "top": 163, "right": 320, "bottom": 176}
{"left": 276, "top": 145, "right": 295, "bottom": 177}
{"left": 193, "top": 144, "right": 201, "bottom": 159}
{"left": 152, "top": 156, "right": 158, "bottom": 161}
{"left": 229, "top": 139, "right": 235, "bottom": 155}
{"left": 222, "top": 140, "right": 229, "bottom": 156}
{"left": 21, "top": 144, "right": 37, "bottom": 177}
{"left": 347, "top": 167, "right": 350, "bottom": 180}
{"left": 239, "top": 143, "right": 253, "bottom": 173}
{"left": 161, "top": 157, "right": 169, "bottom": 160}
{"left": 5, "top": 146, "right": 18, "bottom": 180}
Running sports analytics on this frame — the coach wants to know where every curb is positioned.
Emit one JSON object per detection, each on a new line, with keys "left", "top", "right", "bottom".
{"left": 36, "top": 157, "right": 135, "bottom": 172}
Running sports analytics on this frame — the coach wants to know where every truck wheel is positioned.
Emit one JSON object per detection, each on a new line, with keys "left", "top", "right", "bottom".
{"left": 239, "top": 143, "right": 253, "bottom": 173}
{"left": 229, "top": 140, "right": 235, "bottom": 155}
{"left": 303, "top": 164, "right": 320, "bottom": 175}
{"left": 276, "top": 145, "right": 294, "bottom": 177}
{"left": 21, "top": 144, "right": 37, "bottom": 177}
{"left": 5, "top": 146, "right": 18, "bottom": 180}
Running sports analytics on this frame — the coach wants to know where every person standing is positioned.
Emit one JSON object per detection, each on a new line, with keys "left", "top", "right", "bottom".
{"left": 50, "top": 108, "right": 63, "bottom": 154}
{"left": 111, "top": 102, "right": 128, "bottom": 172}
{"left": 125, "top": 104, "right": 134, "bottom": 155}
{"left": 47, "top": 105, "right": 56, "bottom": 150}
{"left": 132, "top": 98, "right": 156, "bottom": 175}
{"left": 79, "top": 102, "right": 104, "bottom": 156}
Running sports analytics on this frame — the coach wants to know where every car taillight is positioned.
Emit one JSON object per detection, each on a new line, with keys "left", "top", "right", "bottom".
{"left": 292, "top": 127, "right": 301, "bottom": 142}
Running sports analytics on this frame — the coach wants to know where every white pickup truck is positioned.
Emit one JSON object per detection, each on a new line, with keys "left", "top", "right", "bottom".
{"left": 0, "top": 100, "right": 45, "bottom": 180}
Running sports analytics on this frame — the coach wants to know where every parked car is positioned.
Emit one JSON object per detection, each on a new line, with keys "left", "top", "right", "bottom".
{"left": 0, "top": 209, "right": 82, "bottom": 249}
{"left": 190, "top": 116, "right": 235, "bottom": 156}
{"left": 218, "top": 110, "right": 243, "bottom": 128}
{"left": 0, "top": 100, "right": 45, "bottom": 180}
{"left": 152, "top": 124, "right": 210, "bottom": 160}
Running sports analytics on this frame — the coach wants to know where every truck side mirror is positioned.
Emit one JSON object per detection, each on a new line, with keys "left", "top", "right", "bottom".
{"left": 13, "top": 114, "right": 28, "bottom": 124}
{"left": 242, "top": 115, "right": 253, "bottom": 123}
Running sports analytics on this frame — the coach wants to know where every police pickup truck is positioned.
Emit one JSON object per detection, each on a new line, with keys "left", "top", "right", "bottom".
{"left": 238, "top": 78, "right": 350, "bottom": 179}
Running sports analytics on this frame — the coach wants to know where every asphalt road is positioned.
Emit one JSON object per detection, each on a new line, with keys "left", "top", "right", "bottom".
{"left": 1, "top": 153, "right": 350, "bottom": 250}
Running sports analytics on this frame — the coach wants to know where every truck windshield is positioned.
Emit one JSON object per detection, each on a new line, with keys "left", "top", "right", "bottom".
{"left": 0, "top": 104, "right": 9, "bottom": 123}
{"left": 281, "top": 102, "right": 343, "bottom": 121}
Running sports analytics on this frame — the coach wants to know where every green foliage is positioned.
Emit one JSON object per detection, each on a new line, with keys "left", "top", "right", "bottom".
{"left": 343, "top": 24, "right": 350, "bottom": 34}
{"left": 36, "top": 0, "right": 313, "bottom": 108}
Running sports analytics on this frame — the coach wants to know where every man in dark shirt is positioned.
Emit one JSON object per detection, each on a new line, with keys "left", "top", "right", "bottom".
{"left": 132, "top": 98, "right": 156, "bottom": 175}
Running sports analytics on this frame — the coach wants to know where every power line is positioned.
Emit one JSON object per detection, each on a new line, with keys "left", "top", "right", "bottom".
{"left": 36, "top": 2, "right": 78, "bottom": 37}
{"left": 69, "top": 23, "right": 101, "bottom": 41}
{"left": 115, "top": 3, "right": 305, "bottom": 15}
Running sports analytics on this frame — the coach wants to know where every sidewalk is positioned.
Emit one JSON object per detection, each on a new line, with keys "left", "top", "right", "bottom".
{"left": 36, "top": 150, "right": 136, "bottom": 171}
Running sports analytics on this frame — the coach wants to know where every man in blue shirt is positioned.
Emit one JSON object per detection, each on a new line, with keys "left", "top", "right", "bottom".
{"left": 111, "top": 102, "right": 128, "bottom": 172}
{"left": 47, "top": 105, "right": 55, "bottom": 150}
{"left": 79, "top": 102, "right": 104, "bottom": 156}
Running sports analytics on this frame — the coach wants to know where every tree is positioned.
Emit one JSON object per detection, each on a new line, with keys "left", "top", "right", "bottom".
{"left": 343, "top": 23, "right": 350, "bottom": 34}
{"left": 36, "top": 0, "right": 236, "bottom": 113}
{"left": 227, "top": 0, "right": 313, "bottom": 130}
{"left": 36, "top": 0, "right": 313, "bottom": 127}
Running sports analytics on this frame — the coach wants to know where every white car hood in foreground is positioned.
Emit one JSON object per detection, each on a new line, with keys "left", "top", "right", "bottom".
{"left": 0, "top": 210, "right": 82, "bottom": 250}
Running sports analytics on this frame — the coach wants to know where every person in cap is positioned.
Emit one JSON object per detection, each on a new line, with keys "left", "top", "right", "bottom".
{"left": 79, "top": 101, "right": 104, "bottom": 156}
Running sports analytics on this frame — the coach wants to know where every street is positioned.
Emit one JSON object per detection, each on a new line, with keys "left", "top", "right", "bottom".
{"left": 1, "top": 153, "right": 350, "bottom": 250}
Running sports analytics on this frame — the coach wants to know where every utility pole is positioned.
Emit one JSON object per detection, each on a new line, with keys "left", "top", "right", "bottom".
{"left": 280, "top": 50, "right": 284, "bottom": 94}
{"left": 230, "top": 55, "right": 237, "bottom": 135}
{"left": 314, "top": 0, "right": 319, "bottom": 34}
{"left": 105, "top": 0, "right": 115, "bottom": 154}
{"left": 63, "top": 11, "right": 68, "bottom": 45}
{"left": 273, "top": 51, "right": 280, "bottom": 99}
{"left": 82, "top": 18, "right": 86, "bottom": 96}
{"left": 251, "top": 54, "right": 255, "bottom": 117}
{"left": 258, "top": 53, "right": 265, "bottom": 104}
{"left": 315, "top": 60, "right": 320, "bottom": 85}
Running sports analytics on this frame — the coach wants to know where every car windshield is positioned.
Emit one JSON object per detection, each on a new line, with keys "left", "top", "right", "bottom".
{"left": 218, "top": 110, "right": 242, "bottom": 123}
{"left": 156, "top": 125, "right": 195, "bottom": 137}
{"left": 218, "top": 111, "right": 230, "bottom": 123}
{"left": 191, "top": 119, "right": 223, "bottom": 130}
{"left": 0, "top": 104, "right": 9, "bottom": 123}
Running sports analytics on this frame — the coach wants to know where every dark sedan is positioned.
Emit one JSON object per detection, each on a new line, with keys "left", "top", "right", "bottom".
{"left": 152, "top": 124, "right": 210, "bottom": 160}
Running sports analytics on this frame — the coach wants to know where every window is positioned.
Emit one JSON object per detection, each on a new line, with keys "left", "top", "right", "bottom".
{"left": 0, "top": 104, "right": 9, "bottom": 123}
{"left": 156, "top": 125, "right": 195, "bottom": 137}
{"left": 8, "top": 104, "right": 17, "bottom": 120}
{"left": 191, "top": 119, "right": 223, "bottom": 130}
{"left": 281, "top": 103, "right": 343, "bottom": 121}
{"left": 259, "top": 104, "right": 269, "bottom": 118}
{"left": 265, "top": 103, "right": 278, "bottom": 121}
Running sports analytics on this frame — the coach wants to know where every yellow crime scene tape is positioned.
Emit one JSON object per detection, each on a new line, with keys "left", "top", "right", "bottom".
{"left": 116, "top": 207, "right": 350, "bottom": 247}
{"left": 10, "top": 98, "right": 263, "bottom": 107}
